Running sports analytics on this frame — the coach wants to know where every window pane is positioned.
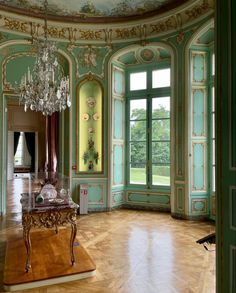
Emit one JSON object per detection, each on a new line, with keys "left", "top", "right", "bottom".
{"left": 152, "top": 142, "right": 170, "bottom": 163}
{"left": 212, "top": 139, "right": 215, "bottom": 165}
{"left": 212, "top": 113, "right": 215, "bottom": 139}
{"left": 152, "top": 165, "right": 170, "bottom": 186}
{"left": 14, "top": 132, "right": 23, "bottom": 166}
{"left": 130, "top": 164, "right": 146, "bottom": 184}
{"left": 152, "top": 97, "right": 170, "bottom": 118}
{"left": 212, "top": 87, "right": 215, "bottom": 112}
{"left": 152, "top": 120, "right": 170, "bottom": 140}
{"left": 130, "top": 142, "right": 146, "bottom": 163}
{"left": 130, "top": 121, "right": 146, "bottom": 141}
{"left": 212, "top": 53, "right": 215, "bottom": 76}
{"left": 130, "top": 72, "right": 147, "bottom": 90}
{"left": 130, "top": 99, "right": 146, "bottom": 120}
{"left": 152, "top": 68, "right": 170, "bottom": 88}
{"left": 212, "top": 166, "right": 215, "bottom": 192}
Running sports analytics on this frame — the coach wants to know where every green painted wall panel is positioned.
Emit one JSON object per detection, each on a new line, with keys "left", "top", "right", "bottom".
{"left": 6, "top": 55, "right": 35, "bottom": 86}
{"left": 88, "top": 184, "right": 104, "bottom": 204}
{"left": 113, "top": 144, "right": 123, "bottom": 185}
{"left": 191, "top": 198, "right": 207, "bottom": 214}
{"left": 112, "top": 192, "right": 124, "bottom": 206}
{"left": 113, "top": 67, "right": 125, "bottom": 96}
{"left": 114, "top": 99, "right": 123, "bottom": 139}
{"left": 175, "top": 186, "right": 184, "bottom": 212}
{"left": 193, "top": 143, "right": 205, "bottom": 190}
{"left": 193, "top": 53, "right": 205, "bottom": 83}
{"left": 128, "top": 193, "right": 170, "bottom": 205}
{"left": 73, "top": 46, "right": 110, "bottom": 77}
{"left": 72, "top": 180, "right": 107, "bottom": 209}
{"left": 193, "top": 89, "right": 205, "bottom": 136}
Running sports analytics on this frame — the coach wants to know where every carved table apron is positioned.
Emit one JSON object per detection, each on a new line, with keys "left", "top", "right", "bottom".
{"left": 22, "top": 206, "right": 77, "bottom": 272}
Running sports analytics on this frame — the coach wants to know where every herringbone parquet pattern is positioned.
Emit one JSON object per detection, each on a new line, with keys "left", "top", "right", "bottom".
{"left": 0, "top": 179, "right": 215, "bottom": 293}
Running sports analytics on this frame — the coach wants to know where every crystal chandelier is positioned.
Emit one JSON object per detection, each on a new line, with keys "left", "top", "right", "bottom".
{"left": 18, "top": 0, "right": 71, "bottom": 116}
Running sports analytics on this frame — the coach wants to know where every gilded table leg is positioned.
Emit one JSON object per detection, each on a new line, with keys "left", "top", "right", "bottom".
{"left": 23, "top": 226, "right": 31, "bottom": 272}
{"left": 70, "top": 223, "right": 77, "bottom": 265}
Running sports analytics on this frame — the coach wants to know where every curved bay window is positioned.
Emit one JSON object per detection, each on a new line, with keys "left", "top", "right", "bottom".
{"left": 126, "top": 65, "right": 171, "bottom": 188}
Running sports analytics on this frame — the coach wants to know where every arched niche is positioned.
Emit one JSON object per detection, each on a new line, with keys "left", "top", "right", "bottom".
{"left": 76, "top": 78, "right": 103, "bottom": 173}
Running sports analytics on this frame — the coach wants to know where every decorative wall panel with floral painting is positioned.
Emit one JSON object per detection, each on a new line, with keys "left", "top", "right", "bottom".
{"left": 77, "top": 79, "right": 103, "bottom": 173}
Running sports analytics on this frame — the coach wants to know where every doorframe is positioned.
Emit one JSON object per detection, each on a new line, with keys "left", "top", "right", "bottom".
{"left": 1, "top": 94, "right": 40, "bottom": 214}
{"left": 0, "top": 93, "right": 16, "bottom": 215}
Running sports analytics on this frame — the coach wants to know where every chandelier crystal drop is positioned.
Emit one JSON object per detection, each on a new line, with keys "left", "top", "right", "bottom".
{"left": 18, "top": 0, "right": 71, "bottom": 116}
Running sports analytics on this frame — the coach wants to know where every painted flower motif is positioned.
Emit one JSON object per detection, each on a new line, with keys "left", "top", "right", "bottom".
{"left": 86, "top": 97, "right": 96, "bottom": 108}
{"left": 93, "top": 112, "right": 100, "bottom": 121}
{"left": 88, "top": 127, "right": 95, "bottom": 134}
{"left": 82, "top": 113, "right": 89, "bottom": 121}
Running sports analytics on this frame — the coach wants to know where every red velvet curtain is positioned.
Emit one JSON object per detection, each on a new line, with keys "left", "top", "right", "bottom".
{"left": 45, "top": 112, "right": 59, "bottom": 172}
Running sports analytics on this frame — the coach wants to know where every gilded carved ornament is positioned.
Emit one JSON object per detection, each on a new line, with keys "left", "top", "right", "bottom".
{"left": 30, "top": 22, "right": 40, "bottom": 42}
{"left": 79, "top": 29, "right": 102, "bottom": 40}
{"left": 176, "top": 31, "right": 185, "bottom": 44}
{"left": 86, "top": 72, "right": 95, "bottom": 81}
{"left": 103, "top": 28, "right": 112, "bottom": 46}
{"left": 78, "top": 46, "right": 98, "bottom": 68}
{"left": 4, "top": 17, "right": 28, "bottom": 33}
{"left": 185, "top": 2, "right": 210, "bottom": 20}
{"left": 150, "top": 15, "right": 180, "bottom": 34}
{"left": 0, "top": 32, "right": 6, "bottom": 42}
{"left": 72, "top": 45, "right": 111, "bottom": 79}
{"left": 0, "top": 0, "right": 213, "bottom": 44}
{"left": 115, "top": 27, "right": 138, "bottom": 39}
{"left": 46, "top": 27, "right": 67, "bottom": 39}
{"left": 68, "top": 27, "right": 77, "bottom": 44}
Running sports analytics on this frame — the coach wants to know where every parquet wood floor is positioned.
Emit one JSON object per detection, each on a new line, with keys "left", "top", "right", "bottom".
{"left": 0, "top": 178, "right": 215, "bottom": 293}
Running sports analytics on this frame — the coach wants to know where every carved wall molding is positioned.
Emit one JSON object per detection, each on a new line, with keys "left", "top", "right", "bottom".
{"left": 2, "top": 51, "right": 34, "bottom": 91}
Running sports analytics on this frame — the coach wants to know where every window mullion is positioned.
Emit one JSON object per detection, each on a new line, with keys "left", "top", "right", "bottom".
{"left": 147, "top": 95, "right": 152, "bottom": 188}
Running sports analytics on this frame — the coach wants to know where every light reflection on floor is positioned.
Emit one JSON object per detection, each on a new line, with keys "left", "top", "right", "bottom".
{"left": 1, "top": 178, "right": 216, "bottom": 293}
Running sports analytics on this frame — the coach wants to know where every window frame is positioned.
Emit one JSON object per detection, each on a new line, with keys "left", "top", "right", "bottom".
{"left": 208, "top": 49, "right": 215, "bottom": 194}
{"left": 14, "top": 132, "right": 24, "bottom": 166}
{"left": 126, "top": 62, "right": 171, "bottom": 189}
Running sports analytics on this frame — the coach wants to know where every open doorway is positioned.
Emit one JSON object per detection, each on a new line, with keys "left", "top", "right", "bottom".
{"left": 7, "top": 100, "right": 46, "bottom": 179}
{"left": 7, "top": 131, "right": 38, "bottom": 180}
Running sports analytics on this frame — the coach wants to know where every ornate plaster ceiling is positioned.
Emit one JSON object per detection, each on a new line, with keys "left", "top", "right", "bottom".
{"left": 0, "top": 0, "right": 189, "bottom": 23}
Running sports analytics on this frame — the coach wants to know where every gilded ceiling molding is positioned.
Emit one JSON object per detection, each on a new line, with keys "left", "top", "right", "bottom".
{"left": 0, "top": 0, "right": 214, "bottom": 44}
{"left": 2, "top": 52, "right": 34, "bottom": 91}
{"left": 4, "top": 17, "right": 28, "bottom": 33}
{"left": 2, "top": 49, "right": 66, "bottom": 92}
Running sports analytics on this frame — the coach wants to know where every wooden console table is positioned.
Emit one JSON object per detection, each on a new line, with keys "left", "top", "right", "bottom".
{"left": 21, "top": 193, "right": 78, "bottom": 272}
